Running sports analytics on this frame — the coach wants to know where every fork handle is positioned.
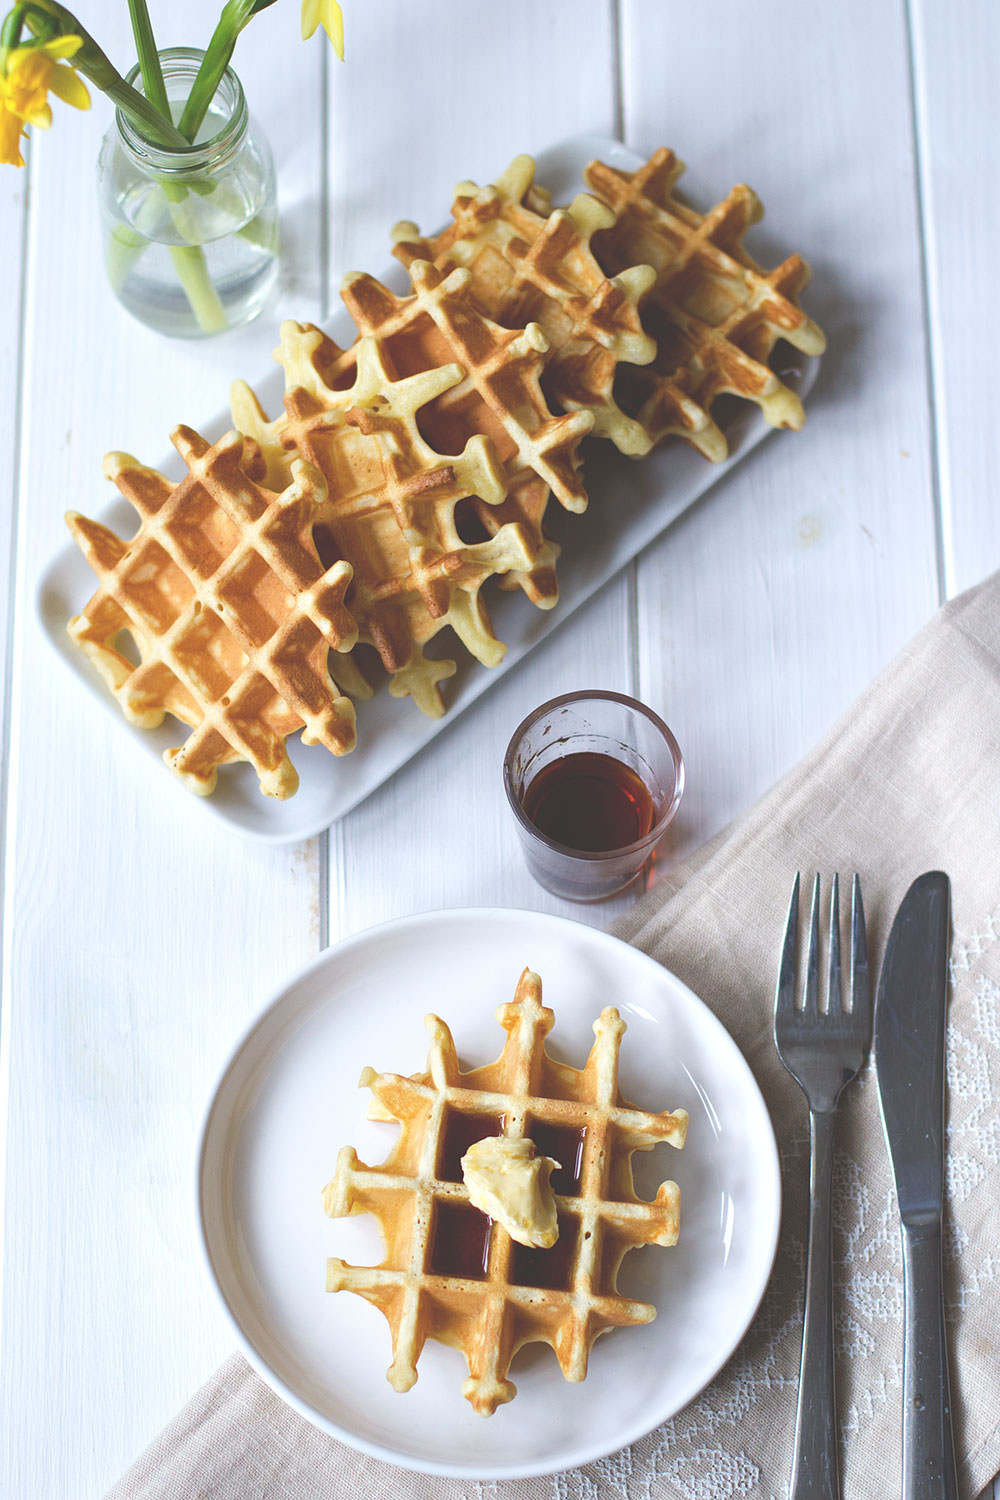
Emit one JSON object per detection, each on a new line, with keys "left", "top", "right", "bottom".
{"left": 900, "top": 1219, "right": 959, "bottom": 1500}
{"left": 790, "top": 1108, "right": 839, "bottom": 1500}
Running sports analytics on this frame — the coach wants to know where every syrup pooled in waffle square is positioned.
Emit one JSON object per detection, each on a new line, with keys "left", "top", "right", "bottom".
{"left": 231, "top": 328, "right": 544, "bottom": 717}
{"left": 392, "top": 154, "right": 657, "bottom": 457}
{"left": 584, "top": 148, "right": 827, "bottom": 460}
{"left": 65, "top": 426, "right": 359, "bottom": 799}
{"left": 322, "top": 967, "right": 688, "bottom": 1415}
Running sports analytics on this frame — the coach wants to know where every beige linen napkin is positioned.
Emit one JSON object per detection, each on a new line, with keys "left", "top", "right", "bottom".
{"left": 107, "top": 573, "right": 1000, "bottom": 1500}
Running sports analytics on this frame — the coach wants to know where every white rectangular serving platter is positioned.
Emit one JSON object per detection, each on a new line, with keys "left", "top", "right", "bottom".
{"left": 37, "top": 134, "right": 819, "bottom": 843}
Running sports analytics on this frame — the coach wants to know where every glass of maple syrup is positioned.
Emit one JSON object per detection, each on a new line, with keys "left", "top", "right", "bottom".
{"left": 503, "top": 690, "right": 684, "bottom": 902}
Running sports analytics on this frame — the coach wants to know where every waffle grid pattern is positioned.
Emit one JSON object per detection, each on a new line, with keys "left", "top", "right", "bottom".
{"left": 232, "top": 330, "right": 540, "bottom": 715}
{"left": 338, "top": 259, "right": 594, "bottom": 515}
{"left": 585, "top": 147, "right": 827, "bottom": 459}
{"left": 66, "top": 426, "right": 358, "bottom": 799}
{"left": 332, "top": 259, "right": 593, "bottom": 615}
{"left": 323, "top": 969, "right": 687, "bottom": 1415}
{"left": 392, "top": 154, "right": 657, "bottom": 457}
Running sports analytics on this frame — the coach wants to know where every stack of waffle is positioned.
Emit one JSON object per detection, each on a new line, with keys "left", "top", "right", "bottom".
{"left": 67, "top": 147, "right": 825, "bottom": 799}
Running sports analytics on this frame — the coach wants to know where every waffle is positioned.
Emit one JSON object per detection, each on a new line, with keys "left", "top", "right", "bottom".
{"left": 322, "top": 967, "right": 688, "bottom": 1415}
{"left": 65, "top": 426, "right": 359, "bottom": 799}
{"left": 234, "top": 258, "right": 593, "bottom": 698}
{"left": 335, "top": 258, "right": 593, "bottom": 613}
{"left": 584, "top": 148, "right": 827, "bottom": 460}
{"left": 231, "top": 327, "right": 545, "bottom": 716}
{"left": 392, "top": 154, "right": 657, "bottom": 457}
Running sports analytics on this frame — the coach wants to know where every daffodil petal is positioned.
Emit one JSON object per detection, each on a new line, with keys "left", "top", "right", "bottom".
{"left": 48, "top": 64, "right": 90, "bottom": 111}
{"left": 6, "top": 47, "right": 41, "bottom": 77}
{"left": 41, "top": 35, "right": 85, "bottom": 62}
{"left": 301, "top": 0, "right": 344, "bottom": 58}
{"left": 6, "top": 50, "right": 51, "bottom": 111}
{"left": 0, "top": 107, "right": 26, "bottom": 167}
{"left": 25, "top": 100, "right": 52, "bottom": 130}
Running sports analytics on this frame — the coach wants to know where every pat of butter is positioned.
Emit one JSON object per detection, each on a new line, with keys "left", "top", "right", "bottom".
{"left": 461, "top": 1136, "right": 560, "bottom": 1249}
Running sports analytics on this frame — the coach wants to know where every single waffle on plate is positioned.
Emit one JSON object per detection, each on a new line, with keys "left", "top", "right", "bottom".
{"left": 65, "top": 426, "right": 358, "bottom": 799}
{"left": 584, "top": 147, "right": 827, "bottom": 460}
{"left": 392, "top": 154, "right": 657, "bottom": 457}
{"left": 231, "top": 326, "right": 547, "bottom": 716}
{"left": 322, "top": 967, "right": 688, "bottom": 1416}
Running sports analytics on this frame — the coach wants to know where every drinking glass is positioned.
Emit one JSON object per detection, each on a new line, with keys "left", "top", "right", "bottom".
{"left": 503, "top": 690, "right": 685, "bottom": 902}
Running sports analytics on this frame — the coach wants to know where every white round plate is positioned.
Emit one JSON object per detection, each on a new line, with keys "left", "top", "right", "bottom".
{"left": 197, "top": 908, "right": 781, "bottom": 1478}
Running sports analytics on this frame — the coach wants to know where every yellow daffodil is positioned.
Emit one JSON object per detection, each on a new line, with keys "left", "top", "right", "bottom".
{"left": 0, "top": 87, "right": 25, "bottom": 166}
{"left": 0, "top": 34, "right": 89, "bottom": 166}
{"left": 301, "top": 0, "right": 344, "bottom": 60}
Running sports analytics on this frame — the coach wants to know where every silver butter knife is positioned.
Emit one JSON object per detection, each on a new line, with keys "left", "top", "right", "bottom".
{"left": 873, "top": 871, "right": 959, "bottom": 1500}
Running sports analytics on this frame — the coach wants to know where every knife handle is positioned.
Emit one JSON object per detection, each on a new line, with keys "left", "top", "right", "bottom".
{"left": 900, "top": 1219, "right": 959, "bottom": 1500}
{"left": 790, "top": 1108, "right": 840, "bottom": 1500}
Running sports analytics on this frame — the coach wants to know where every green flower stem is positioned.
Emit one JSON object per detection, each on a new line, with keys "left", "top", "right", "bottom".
{"left": 126, "top": 0, "right": 169, "bottom": 120}
{"left": 237, "top": 209, "right": 278, "bottom": 253}
{"left": 118, "top": 3, "right": 229, "bottom": 333}
{"left": 102, "top": 138, "right": 231, "bottom": 336}
{"left": 105, "top": 203, "right": 229, "bottom": 337}
{"left": 104, "top": 221, "right": 147, "bottom": 294}
{"left": 178, "top": 0, "right": 277, "bottom": 141}
{"left": 167, "top": 244, "right": 227, "bottom": 331}
{"left": 136, "top": 3, "right": 280, "bottom": 333}
{"left": 1, "top": 4, "right": 40, "bottom": 49}
{"left": 23, "top": 0, "right": 186, "bottom": 147}
{"left": 104, "top": 171, "right": 230, "bottom": 335}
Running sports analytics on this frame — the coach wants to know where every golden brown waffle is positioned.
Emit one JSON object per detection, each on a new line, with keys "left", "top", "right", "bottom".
{"left": 392, "top": 154, "right": 657, "bottom": 457}
{"left": 336, "top": 261, "right": 592, "bottom": 509}
{"left": 231, "top": 330, "right": 543, "bottom": 717}
{"left": 65, "top": 426, "right": 358, "bottom": 799}
{"left": 333, "top": 259, "right": 594, "bottom": 614}
{"left": 584, "top": 148, "right": 827, "bottom": 460}
{"left": 322, "top": 967, "right": 688, "bottom": 1415}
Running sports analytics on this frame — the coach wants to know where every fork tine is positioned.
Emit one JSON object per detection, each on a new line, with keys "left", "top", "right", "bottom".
{"left": 849, "top": 875, "right": 872, "bottom": 1036}
{"left": 803, "top": 873, "right": 821, "bottom": 1014}
{"left": 827, "top": 873, "right": 842, "bottom": 1015}
{"left": 775, "top": 872, "right": 800, "bottom": 1019}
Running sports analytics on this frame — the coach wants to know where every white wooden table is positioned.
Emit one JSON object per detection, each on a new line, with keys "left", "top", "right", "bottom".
{"left": 2, "top": 2, "right": 997, "bottom": 1495}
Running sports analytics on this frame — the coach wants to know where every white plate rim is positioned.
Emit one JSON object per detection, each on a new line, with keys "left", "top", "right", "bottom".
{"left": 195, "top": 906, "right": 782, "bottom": 1479}
{"left": 37, "top": 132, "right": 821, "bottom": 843}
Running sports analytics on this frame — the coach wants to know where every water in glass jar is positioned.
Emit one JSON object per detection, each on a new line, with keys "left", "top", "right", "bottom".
{"left": 110, "top": 226, "right": 278, "bottom": 339}
{"left": 100, "top": 78, "right": 279, "bottom": 339}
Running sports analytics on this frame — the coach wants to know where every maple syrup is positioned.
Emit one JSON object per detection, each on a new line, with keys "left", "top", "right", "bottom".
{"left": 525, "top": 1122, "right": 587, "bottom": 1196}
{"left": 521, "top": 752, "right": 655, "bottom": 852}
{"left": 436, "top": 1111, "right": 503, "bottom": 1182}
{"left": 511, "top": 1214, "right": 579, "bottom": 1289}
{"left": 428, "top": 1201, "right": 491, "bottom": 1279}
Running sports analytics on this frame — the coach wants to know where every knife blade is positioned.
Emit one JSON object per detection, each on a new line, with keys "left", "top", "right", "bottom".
{"left": 873, "top": 870, "right": 958, "bottom": 1500}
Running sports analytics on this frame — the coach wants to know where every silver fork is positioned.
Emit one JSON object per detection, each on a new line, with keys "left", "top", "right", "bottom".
{"left": 773, "top": 873, "right": 871, "bottom": 1500}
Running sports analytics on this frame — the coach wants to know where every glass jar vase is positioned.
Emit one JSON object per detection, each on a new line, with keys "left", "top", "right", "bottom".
{"left": 97, "top": 48, "right": 279, "bottom": 339}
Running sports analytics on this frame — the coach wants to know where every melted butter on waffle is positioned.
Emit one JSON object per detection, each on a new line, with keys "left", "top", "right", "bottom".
{"left": 322, "top": 967, "right": 688, "bottom": 1415}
